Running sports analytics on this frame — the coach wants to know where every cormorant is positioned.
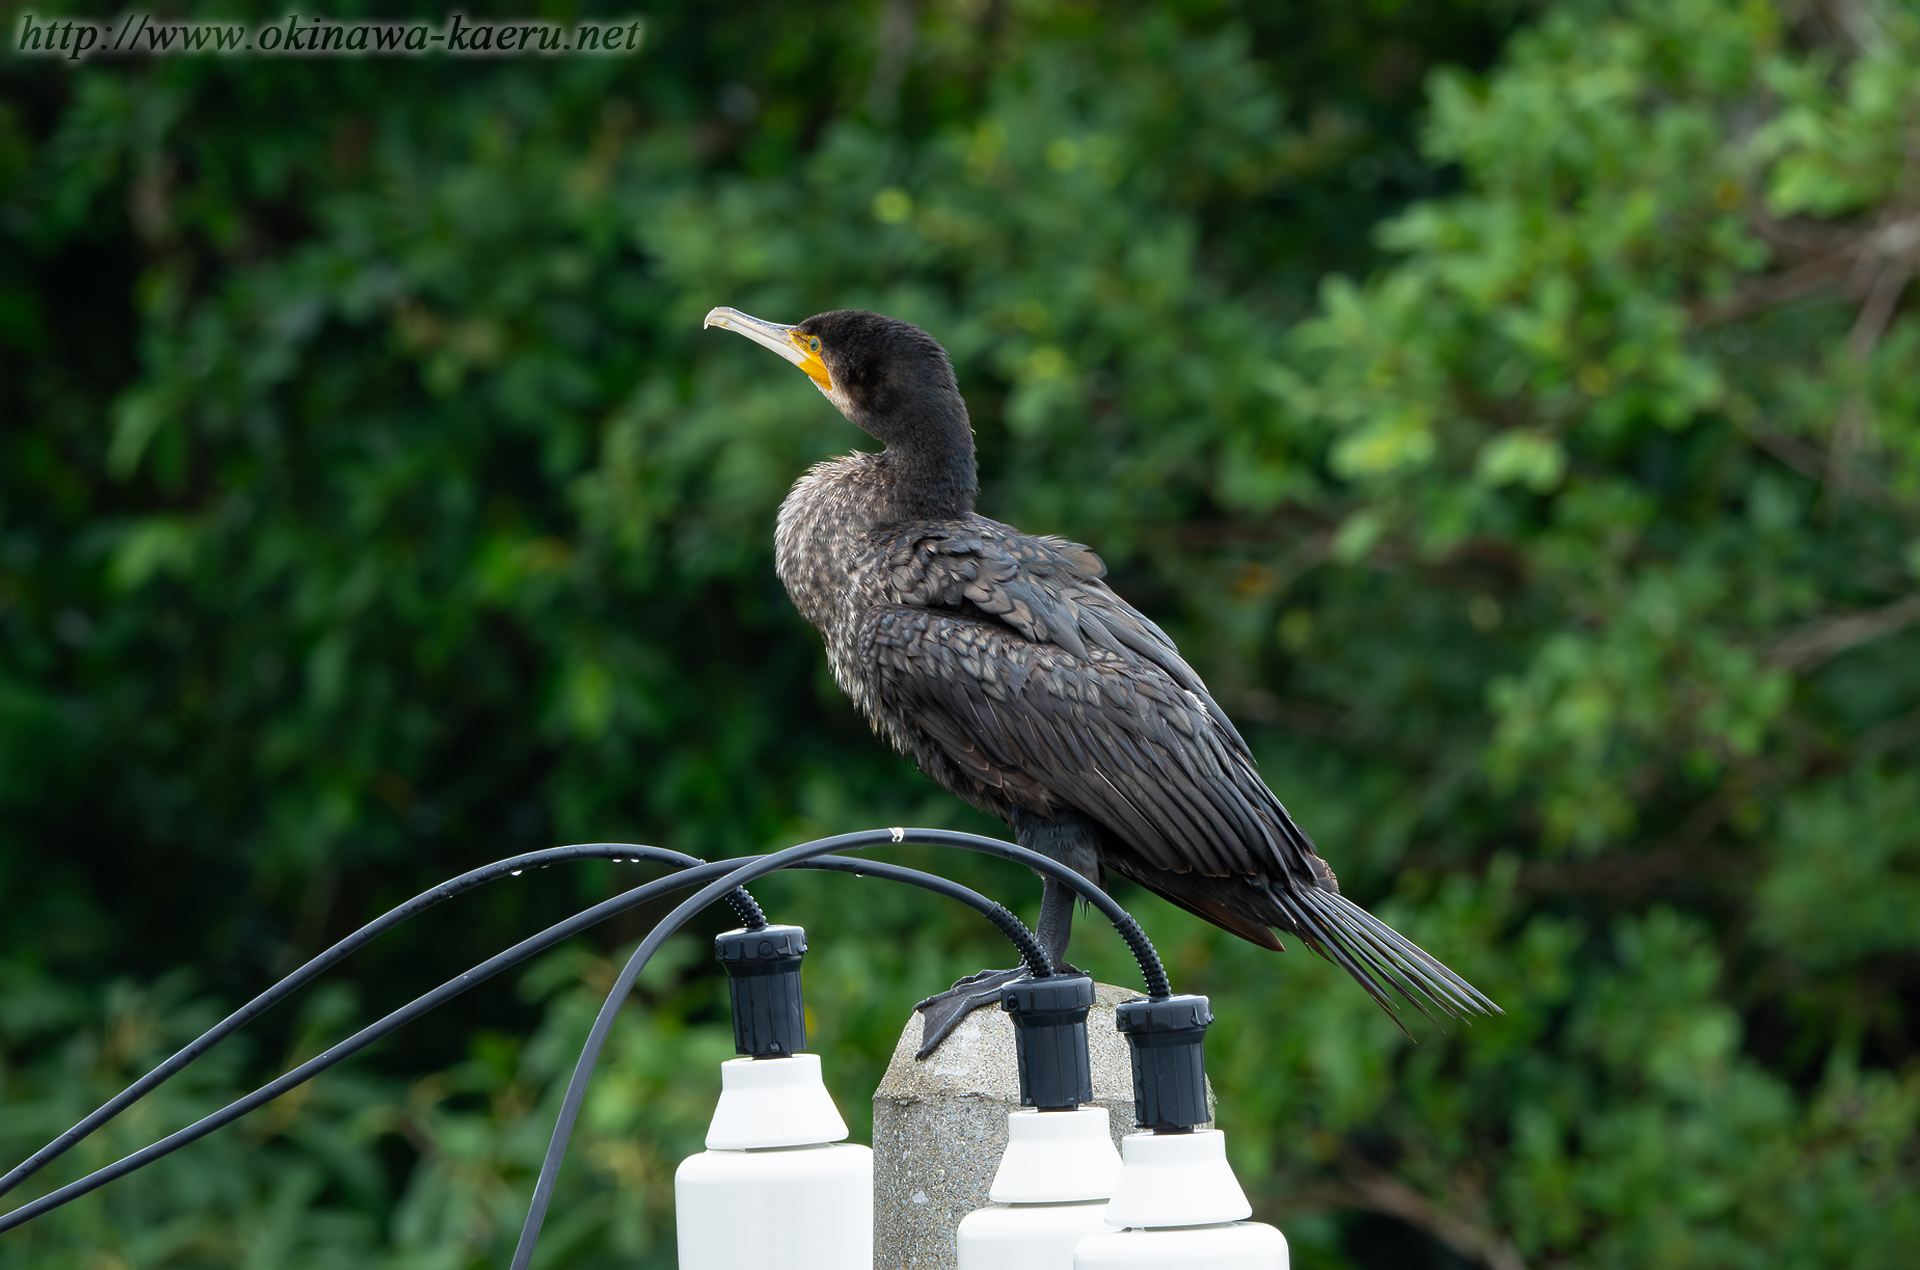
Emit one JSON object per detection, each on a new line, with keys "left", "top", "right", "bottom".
{"left": 706, "top": 306, "right": 1498, "bottom": 1055}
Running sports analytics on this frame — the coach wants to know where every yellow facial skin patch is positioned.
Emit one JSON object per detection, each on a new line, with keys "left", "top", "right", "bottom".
{"left": 788, "top": 330, "right": 833, "bottom": 391}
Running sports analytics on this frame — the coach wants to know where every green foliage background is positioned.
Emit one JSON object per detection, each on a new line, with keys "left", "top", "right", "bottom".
{"left": 4, "top": 1, "right": 1919, "bottom": 1266}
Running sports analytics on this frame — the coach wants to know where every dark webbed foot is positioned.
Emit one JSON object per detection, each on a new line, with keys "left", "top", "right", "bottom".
{"left": 913, "top": 842, "right": 1096, "bottom": 1060}
{"left": 912, "top": 967, "right": 1029, "bottom": 1059}
{"left": 911, "top": 963, "right": 1088, "bottom": 1059}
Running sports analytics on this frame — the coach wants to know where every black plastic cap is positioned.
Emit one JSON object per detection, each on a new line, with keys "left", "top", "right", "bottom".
{"left": 1116, "top": 994, "right": 1212, "bottom": 1131}
{"left": 1001, "top": 974, "right": 1095, "bottom": 1110}
{"left": 714, "top": 925, "right": 808, "bottom": 1057}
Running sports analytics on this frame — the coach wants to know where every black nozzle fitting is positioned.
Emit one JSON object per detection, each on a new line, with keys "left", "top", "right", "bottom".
{"left": 1001, "top": 974, "right": 1095, "bottom": 1111}
{"left": 714, "top": 924, "right": 808, "bottom": 1058}
{"left": 1116, "top": 993, "right": 1212, "bottom": 1131}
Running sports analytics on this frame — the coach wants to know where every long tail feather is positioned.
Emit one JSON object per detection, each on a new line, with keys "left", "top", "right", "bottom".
{"left": 1285, "top": 886, "right": 1501, "bottom": 1022}
{"left": 1310, "top": 897, "right": 1461, "bottom": 1018}
{"left": 1310, "top": 896, "right": 1484, "bottom": 1017}
{"left": 1273, "top": 891, "right": 1428, "bottom": 1032}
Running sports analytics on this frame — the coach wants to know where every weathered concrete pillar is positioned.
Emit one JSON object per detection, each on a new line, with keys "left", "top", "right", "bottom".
{"left": 870, "top": 983, "right": 1212, "bottom": 1270}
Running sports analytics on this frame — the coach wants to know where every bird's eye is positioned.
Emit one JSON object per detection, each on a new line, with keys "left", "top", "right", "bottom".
{"left": 808, "top": 336, "right": 821, "bottom": 353}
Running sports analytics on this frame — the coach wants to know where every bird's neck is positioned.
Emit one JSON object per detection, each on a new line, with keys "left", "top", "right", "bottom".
{"left": 868, "top": 408, "right": 978, "bottom": 524}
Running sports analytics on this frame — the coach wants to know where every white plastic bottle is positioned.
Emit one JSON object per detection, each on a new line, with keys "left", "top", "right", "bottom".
{"left": 674, "top": 1053, "right": 873, "bottom": 1270}
{"left": 953, "top": 975, "right": 1119, "bottom": 1270}
{"left": 1072, "top": 1129, "right": 1287, "bottom": 1270}
{"left": 676, "top": 924, "right": 870, "bottom": 1270}
{"left": 955, "top": 1105, "right": 1124, "bottom": 1270}
{"left": 1076, "top": 993, "right": 1288, "bottom": 1270}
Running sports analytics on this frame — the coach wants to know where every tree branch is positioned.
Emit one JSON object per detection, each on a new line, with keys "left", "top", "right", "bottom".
{"left": 1336, "top": 1155, "right": 1528, "bottom": 1270}
{"left": 1769, "top": 593, "right": 1920, "bottom": 671}
{"left": 1859, "top": 703, "right": 1920, "bottom": 758}
{"left": 1737, "top": 413, "right": 1913, "bottom": 515}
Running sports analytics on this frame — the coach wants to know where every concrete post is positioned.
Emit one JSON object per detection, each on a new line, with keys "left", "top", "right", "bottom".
{"left": 870, "top": 983, "right": 1212, "bottom": 1270}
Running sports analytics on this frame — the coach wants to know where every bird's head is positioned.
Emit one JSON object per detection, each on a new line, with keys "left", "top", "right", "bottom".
{"left": 702, "top": 307, "right": 969, "bottom": 454}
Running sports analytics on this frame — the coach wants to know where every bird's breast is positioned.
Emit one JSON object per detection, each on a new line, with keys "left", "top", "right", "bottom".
{"left": 775, "top": 459, "right": 893, "bottom": 711}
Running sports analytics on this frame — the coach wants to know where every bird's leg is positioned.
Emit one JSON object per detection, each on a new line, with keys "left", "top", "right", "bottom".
{"left": 914, "top": 810, "right": 1104, "bottom": 1059}
{"left": 1035, "top": 876, "right": 1082, "bottom": 972}
{"left": 911, "top": 878, "right": 1088, "bottom": 1058}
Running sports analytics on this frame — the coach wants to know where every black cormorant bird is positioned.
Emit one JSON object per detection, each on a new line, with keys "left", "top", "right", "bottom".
{"left": 706, "top": 306, "right": 1498, "bottom": 1055}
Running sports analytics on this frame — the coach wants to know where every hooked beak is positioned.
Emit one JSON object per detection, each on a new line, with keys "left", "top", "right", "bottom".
{"left": 703, "top": 306, "right": 834, "bottom": 391}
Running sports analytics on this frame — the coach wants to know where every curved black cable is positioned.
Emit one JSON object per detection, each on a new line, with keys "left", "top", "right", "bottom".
{"left": 0, "top": 857, "right": 744, "bottom": 1237}
{"left": 508, "top": 825, "right": 1168, "bottom": 1270}
{"left": 885, "top": 827, "right": 1170, "bottom": 998}
{"left": 0, "top": 844, "right": 762, "bottom": 1206}
{"left": 719, "top": 884, "right": 768, "bottom": 930}
{"left": 2, "top": 827, "right": 1165, "bottom": 1245}
{"left": 797, "top": 856, "right": 1051, "bottom": 978}
{"left": 0, "top": 846, "right": 1064, "bottom": 1237}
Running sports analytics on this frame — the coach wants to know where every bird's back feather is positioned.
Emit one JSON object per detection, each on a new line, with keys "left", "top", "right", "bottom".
{"left": 855, "top": 516, "right": 1498, "bottom": 1025}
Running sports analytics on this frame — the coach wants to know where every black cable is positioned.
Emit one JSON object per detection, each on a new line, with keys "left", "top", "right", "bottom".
{"left": 0, "top": 846, "right": 1063, "bottom": 1237}
{"left": 888, "top": 827, "right": 1171, "bottom": 998}
{"left": 0, "top": 857, "right": 747, "bottom": 1236}
{"left": 0, "top": 843, "right": 762, "bottom": 1206}
{"left": 798, "top": 856, "right": 1051, "bottom": 979}
{"left": 508, "top": 825, "right": 1167, "bottom": 1270}
{"left": 719, "top": 882, "right": 768, "bottom": 931}
{"left": 2, "top": 827, "right": 1163, "bottom": 1246}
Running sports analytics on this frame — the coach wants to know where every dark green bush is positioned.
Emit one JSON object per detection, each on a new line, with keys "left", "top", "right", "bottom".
{"left": 3, "top": 2, "right": 1916, "bottom": 1266}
